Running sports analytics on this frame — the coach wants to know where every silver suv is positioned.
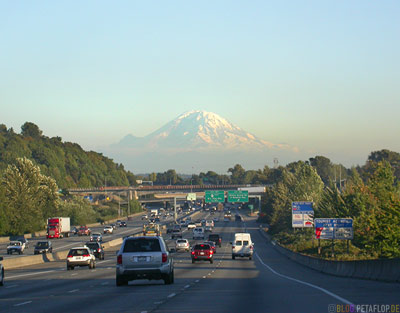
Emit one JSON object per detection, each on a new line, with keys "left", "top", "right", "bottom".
{"left": 116, "top": 236, "right": 174, "bottom": 286}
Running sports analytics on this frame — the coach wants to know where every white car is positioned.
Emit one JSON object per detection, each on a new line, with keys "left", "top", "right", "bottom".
{"left": 175, "top": 239, "right": 190, "bottom": 252}
{"left": 193, "top": 227, "right": 205, "bottom": 240}
{"left": 187, "top": 222, "right": 196, "bottom": 229}
{"left": 103, "top": 225, "right": 114, "bottom": 234}
{"left": 67, "top": 247, "right": 96, "bottom": 270}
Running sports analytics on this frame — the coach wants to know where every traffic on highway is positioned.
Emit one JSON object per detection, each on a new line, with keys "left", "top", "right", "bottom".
{"left": 0, "top": 204, "right": 399, "bottom": 313}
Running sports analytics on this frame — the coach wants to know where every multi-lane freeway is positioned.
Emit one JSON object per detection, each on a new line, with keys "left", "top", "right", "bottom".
{"left": 1, "top": 209, "right": 399, "bottom": 313}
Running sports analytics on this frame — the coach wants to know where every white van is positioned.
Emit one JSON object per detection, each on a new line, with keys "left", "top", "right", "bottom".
{"left": 231, "top": 233, "right": 254, "bottom": 260}
{"left": 193, "top": 227, "right": 205, "bottom": 240}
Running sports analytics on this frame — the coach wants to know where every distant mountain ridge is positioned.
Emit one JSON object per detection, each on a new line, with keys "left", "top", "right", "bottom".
{"left": 105, "top": 111, "right": 299, "bottom": 173}
{"left": 117, "top": 110, "right": 294, "bottom": 151}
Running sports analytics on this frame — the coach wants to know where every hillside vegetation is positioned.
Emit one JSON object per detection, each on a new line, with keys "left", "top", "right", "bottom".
{"left": 0, "top": 122, "right": 137, "bottom": 188}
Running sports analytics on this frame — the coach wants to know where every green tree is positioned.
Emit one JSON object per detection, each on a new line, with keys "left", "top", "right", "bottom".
{"left": 228, "top": 164, "right": 245, "bottom": 184}
{"left": 21, "top": 122, "right": 42, "bottom": 139}
{"left": 1, "top": 157, "right": 59, "bottom": 234}
{"left": 268, "top": 162, "right": 324, "bottom": 233}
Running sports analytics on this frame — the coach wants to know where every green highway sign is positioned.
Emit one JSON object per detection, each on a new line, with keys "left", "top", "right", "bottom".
{"left": 205, "top": 190, "right": 225, "bottom": 203}
{"left": 227, "top": 190, "right": 249, "bottom": 202}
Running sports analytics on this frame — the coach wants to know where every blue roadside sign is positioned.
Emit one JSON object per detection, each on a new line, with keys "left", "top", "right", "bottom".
{"left": 315, "top": 218, "right": 353, "bottom": 240}
{"left": 292, "top": 202, "right": 314, "bottom": 228}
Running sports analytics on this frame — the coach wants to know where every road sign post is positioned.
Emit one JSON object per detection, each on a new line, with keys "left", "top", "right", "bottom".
{"left": 205, "top": 190, "right": 225, "bottom": 203}
{"left": 314, "top": 218, "right": 353, "bottom": 240}
{"left": 227, "top": 190, "right": 249, "bottom": 203}
{"left": 292, "top": 202, "right": 314, "bottom": 228}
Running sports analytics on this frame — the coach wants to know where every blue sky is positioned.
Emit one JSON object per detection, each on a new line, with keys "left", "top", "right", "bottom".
{"left": 1, "top": 1, "right": 399, "bottom": 169}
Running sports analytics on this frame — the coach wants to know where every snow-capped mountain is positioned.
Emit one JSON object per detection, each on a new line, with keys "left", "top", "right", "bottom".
{"left": 105, "top": 110, "right": 299, "bottom": 173}
{"left": 118, "top": 110, "right": 290, "bottom": 151}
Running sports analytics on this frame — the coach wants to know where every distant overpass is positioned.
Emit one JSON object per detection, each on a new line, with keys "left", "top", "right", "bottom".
{"left": 68, "top": 184, "right": 267, "bottom": 194}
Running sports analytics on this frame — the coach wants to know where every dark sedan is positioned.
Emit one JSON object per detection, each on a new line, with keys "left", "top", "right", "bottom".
{"left": 34, "top": 241, "right": 53, "bottom": 254}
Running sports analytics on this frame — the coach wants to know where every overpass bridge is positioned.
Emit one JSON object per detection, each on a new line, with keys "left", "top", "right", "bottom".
{"left": 68, "top": 184, "right": 267, "bottom": 202}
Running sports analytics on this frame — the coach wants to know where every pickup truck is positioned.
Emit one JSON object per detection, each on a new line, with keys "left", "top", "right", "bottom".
{"left": 7, "top": 241, "right": 25, "bottom": 255}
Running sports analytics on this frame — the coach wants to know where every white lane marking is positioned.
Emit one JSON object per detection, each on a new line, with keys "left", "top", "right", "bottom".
{"left": 68, "top": 289, "right": 79, "bottom": 293}
{"left": 195, "top": 279, "right": 199, "bottom": 283}
{"left": 101, "top": 282, "right": 109, "bottom": 286}
{"left": 184, "top": 284, "right": 190, "bottom": 289}
{"left": 71, "top": 273, "right": 78, "bottom": 276}
{"left": 255, "top": 252, "right": 353, "bottom": 305}
{"left": 5, "top": 284, "right": 18, "bottom": 289}
{"left": 7, "top": 270, "right": 56, "bottom": 279}
{"left": 97, "top": 259, "right": 113, "bottom": 264}
{"left": 167, "top": 293, "right": 176, "bottom": 298}
{"left": 14, "top": 301, "right": 32, "bottom": 307}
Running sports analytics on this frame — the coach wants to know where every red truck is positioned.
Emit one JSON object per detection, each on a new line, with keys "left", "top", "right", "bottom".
{"left": 47, "top": 217, "right": 71, "bottom": 239}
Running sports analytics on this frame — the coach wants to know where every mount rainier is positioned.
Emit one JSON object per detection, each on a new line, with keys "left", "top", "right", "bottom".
{"left": 104, "top": 111, "right": 299, "bottom": 173}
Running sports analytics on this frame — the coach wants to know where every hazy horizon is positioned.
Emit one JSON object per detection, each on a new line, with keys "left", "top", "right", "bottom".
{"left": 1, "top": 1, "right": 399, "bottom": 172}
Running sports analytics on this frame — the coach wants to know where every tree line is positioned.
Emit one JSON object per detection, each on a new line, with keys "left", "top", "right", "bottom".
{"left": 1, "top": 122, "right": 399, "bottom": 259}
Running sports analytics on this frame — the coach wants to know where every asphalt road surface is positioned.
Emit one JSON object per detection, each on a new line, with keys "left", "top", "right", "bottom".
{"left": 1, "top": 210, "right": 399, "bottom": 313}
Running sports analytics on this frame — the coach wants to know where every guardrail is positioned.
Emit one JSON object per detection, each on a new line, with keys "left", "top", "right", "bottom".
{"left": 259, "top": 228, "right": 400, "bottom": 283}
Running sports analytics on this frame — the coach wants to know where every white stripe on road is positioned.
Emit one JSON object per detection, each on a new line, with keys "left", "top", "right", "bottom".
{"left": 14, "top": 301, "right": 32, "bottom": 307}
{"left": 68, "top": 289, "right": 79, "bottom": 293}
{"left": 167, "top": 293, "right": 176, "bottom": 298}
{"left": 5, "top": 284, "right": 18, "bottom": 289}
{"left": 7, "top": 270, "right": 56, "bottom": 279}
{"left": 255, "top": 252, "right": 353, "bottom": 305}
{"left": 97, "top": 259, "right": 113, "bottom": 264}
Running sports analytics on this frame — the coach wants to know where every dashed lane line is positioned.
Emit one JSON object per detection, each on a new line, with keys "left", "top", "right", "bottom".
{"left": 14, "top": 301, "right": 32, "bottom": 307}
{"left": 7, "top": 270, "right": 56, "bottom": 279}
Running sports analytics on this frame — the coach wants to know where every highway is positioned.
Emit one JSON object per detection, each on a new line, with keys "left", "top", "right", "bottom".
{"left": 1, "top": 210, "right": 399, "bottom": 313}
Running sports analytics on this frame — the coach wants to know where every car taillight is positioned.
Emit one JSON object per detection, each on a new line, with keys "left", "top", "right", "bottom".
{"left": 117, "top": 255, "right": 122, "bottom": 264}
{"left": 209, "top": 251, "right": 213, "bottom": 254}
{"left": 67, "top": 255, "right": 73, "bottom": 258}
{"left": 191, "top": 251, "right": 195, "bottom": 255}
{"left": 83, "top": 254, "right": 90, "bottom": 257}
{"left": 162, "top": 253, "right": 167, "bottom": 263}
{"left": 232, "top": 246, "right": 235, "bottom": 249}
{"left": 98, "top": 248, "right": 101, "bottom": 252}
{"left": 250, "top": 246, "right": 254, "bottom": 250}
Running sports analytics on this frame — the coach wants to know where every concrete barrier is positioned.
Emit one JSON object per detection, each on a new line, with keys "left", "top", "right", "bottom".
{"left": 2, "top": 209, "right": 202, "bottom": 270}
{"left": 260, "top": 228, "right": 400, "bottom": 283}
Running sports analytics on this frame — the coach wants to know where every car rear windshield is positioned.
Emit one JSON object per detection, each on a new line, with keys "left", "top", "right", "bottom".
{"left": 36, "top": 242, "right": 49, "bottom": 248}
{"left": 85, "top": 243, "right": 98, "bottom": 249}
{"left": 194, "top": 244, "right": 210, "bottom": 250}
{"left": 235, "top": 241, "right": 243, "bottom": 246}
{"left": 243, "top": 240, "right": 249, "bottom": 245}
{"left": 69, "top": 249, "right": 89, "bottom": 256}
{"left": 123, "top": 238, "right": 161, "bottom": 252}
{"left": 177, "top": 240, "right": 187, "bottom": 243}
